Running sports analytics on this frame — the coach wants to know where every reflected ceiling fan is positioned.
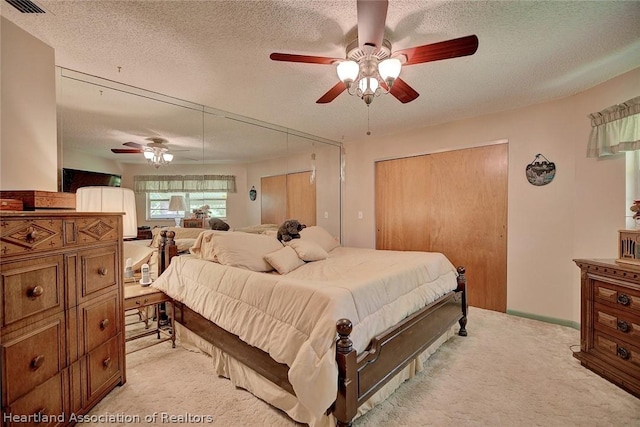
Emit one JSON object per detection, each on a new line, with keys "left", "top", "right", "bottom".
{"left": 111, "top": 137, "right": 191, "bottom": 168}
{"left": 270, "top": 0, "right": 478, "bottom": 105}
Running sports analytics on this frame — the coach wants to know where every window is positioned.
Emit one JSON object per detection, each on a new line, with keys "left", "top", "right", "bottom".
{"left": 134, "top": 174, "right": 236, "bottom": 221}
{"left": 147, "top": 192, "right": 228, "bottom": 220}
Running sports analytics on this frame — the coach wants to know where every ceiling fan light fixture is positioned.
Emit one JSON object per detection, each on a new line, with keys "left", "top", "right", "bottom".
{"left": 378, "top": 57, "right": 401, "bottom": 88}
{"left": 358, "top": 76, "right": 379, "bottom": 94}
{"left": 143, "top": 147, "right": 173, "bottom": 168}
{"left": 337, "top": 60, "right": 359, "bottom": 86}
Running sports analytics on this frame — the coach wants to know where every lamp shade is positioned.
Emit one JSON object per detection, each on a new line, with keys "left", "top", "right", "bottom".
{"left": 378, "top": 57, "right": 402, "bottom": 81}
{"left": 76, "top": 186, "right": 138, "bottom": 239}
{"left": 336, "top": 60, "right": 359, "bottom": 83}
{"left": 168, "top": 195, "right": 186, "bottom": 212}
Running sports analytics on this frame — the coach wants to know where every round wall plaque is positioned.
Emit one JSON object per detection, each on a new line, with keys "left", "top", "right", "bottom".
{"left": 526, "top": 154, "right": 556, "bottom": 186}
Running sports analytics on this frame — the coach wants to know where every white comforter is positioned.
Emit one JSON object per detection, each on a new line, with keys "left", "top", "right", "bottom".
{"left": 152, "top": 246, "right": 458, "bottom": 425}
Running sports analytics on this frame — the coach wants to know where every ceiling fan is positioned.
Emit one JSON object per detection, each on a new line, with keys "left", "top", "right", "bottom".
{"left": 270, "top": 0, "right": 478, "bottom": 105}
{"left": 111, "top": 137, "right": 189, "bottom": 168}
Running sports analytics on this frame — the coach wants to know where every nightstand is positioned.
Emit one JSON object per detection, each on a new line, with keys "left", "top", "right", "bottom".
{"left": 124, "top": 282, "right": 176, "bottom": 353}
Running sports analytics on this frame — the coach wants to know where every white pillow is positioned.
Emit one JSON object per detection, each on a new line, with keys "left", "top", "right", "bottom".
{"left": 286, "top": 239, "right": 328, "bottom": 262}
{"left": 264, "top": 246, "right": 305, "bottom": 274}
{"left": 201, "top": 231, "right": 284, "bottom": 272}
{"left": 300, "top": 226, "right": 340, "bottom": 252}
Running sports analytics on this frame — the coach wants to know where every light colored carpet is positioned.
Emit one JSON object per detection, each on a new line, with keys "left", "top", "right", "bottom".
{"left": 86, "top": 307, "right": 640, "bottom": 426}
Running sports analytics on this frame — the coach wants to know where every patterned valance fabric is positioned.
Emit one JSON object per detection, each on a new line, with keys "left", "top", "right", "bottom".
{"left": 134, "top": 175, "right": 236, "bottom": 193}
{"left": 587, "top": 96, "right": 640, "bottom": 157}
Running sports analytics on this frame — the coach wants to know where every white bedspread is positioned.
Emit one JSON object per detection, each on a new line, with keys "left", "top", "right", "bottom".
{"left": 152, "top": 246, "right": 458, "bottom": 426}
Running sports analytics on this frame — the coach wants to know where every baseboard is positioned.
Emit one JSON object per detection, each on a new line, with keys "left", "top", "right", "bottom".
{"left": 506, "top": 309, "right": 580, "bottom": 330}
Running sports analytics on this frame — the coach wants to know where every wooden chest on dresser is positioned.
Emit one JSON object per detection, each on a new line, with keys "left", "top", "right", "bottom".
{"left": 573, "top": 259, "right": 640, "bottom": 398}
{"left": 1, "top": 212, "right": 125, "bottom": 426}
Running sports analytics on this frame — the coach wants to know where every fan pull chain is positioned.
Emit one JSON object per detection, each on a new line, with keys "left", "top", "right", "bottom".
{"left": 367, "top": 105, "right": 371, "bottom": 136}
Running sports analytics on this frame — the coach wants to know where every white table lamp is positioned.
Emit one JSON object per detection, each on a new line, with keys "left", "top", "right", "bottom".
{"left": 168, "top": 195, "right": 186, "bottom": 227}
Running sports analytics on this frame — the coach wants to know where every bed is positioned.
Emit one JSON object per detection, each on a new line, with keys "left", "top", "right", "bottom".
{"left": 152, "top": 227, "right": 468, "bottom": 427}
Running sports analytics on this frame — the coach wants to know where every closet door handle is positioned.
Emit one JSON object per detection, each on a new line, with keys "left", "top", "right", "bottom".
{"left": 103, "top": 357, "right": 112, "bottom": 368}
{"left": 98, "top": 267, "right": 108, "bottom": 276}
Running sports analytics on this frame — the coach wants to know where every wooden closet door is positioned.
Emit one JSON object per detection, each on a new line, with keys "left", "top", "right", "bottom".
{"left": 286, "top": 171, "right": 316, "bottom": 227}
{"left": 375, "top": 143, "right": 508, "bottom": 312}
{"left": 261, "top": 175, "right": 287, "bottom": 224}
{"left": 375, "top": 156, "right": 432, "bottom": 251}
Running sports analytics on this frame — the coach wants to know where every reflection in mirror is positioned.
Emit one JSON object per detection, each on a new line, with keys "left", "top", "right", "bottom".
{"left": 58, "top": 68, "right": 342, "bottom": 240}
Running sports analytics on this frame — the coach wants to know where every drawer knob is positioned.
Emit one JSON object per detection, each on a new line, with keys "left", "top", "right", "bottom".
{"left": 617, "top": 347, "right": 630, "bottom": 360}
{"left": 27, "top": 285, "right": 44, "bottom": 298}
{"left": 100, "top": 318, "right": 110, "bottom": 330}
{"left": 30, "top": 355, "right": 45, "bottom": 370}
{"left": 98, "top": 267, "right": 108, "bottom": 276}
{"left": 617, "top": 320, "right": 630, "bottom": 333}
{"left": 617, "top": 294, "right": 631, "bottom": 306}
{"left": 25, "top": 227, "right": 38, "bottom": 243}
{"left": 103, "top": 357, "right": 112, "bottom": 368}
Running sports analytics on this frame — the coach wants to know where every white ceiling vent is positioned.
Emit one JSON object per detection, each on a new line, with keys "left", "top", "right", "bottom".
{"left": 5, "top": 0, "right": 45, "bottom": 13}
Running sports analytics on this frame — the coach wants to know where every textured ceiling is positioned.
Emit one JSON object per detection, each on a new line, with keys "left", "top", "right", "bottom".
{"left": 3, "top": 0, "right": 640, "bottom": 162}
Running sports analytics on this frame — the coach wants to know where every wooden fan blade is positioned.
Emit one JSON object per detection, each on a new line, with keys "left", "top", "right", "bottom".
{"left": 111, "top": 148, "right": 142, "bottom": 154}
{"left": 357, "top": 0, "right": 388, "bottom": 51}
{"left": 123, "top": 141, "right": 144, "bottom": 149}
{"left": 389, "top": 78, "right": 419, "bottom": 103}
{"left": 270, "top": 53, "right": 340, "bottom": 65}
{"left": 316, "top": 81, "right": 347, "bottom": 104}
{"left": 395, "top": 35, "right": 479, "bottom": 66}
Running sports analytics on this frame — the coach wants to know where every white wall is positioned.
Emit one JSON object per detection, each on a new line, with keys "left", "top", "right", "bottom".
{"left": 1, "top": 17, "right": 57, "bottom": 191}
{"left": 342, "top": 67, "right": 640, "bottom": 325}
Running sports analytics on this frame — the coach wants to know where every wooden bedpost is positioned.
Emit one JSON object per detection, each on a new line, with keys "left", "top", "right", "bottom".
{"left": 158, "top": 230, "right": 177, "bottom": 277}
{"left": 334, "top": 318, "right": 357, "bottom": 427}
{"left": 456, "top": 266, "right": 468, "bottom": 336}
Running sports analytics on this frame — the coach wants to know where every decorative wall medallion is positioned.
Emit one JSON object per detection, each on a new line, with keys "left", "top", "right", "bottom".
{"left": 249, "top": 186, "right": 257, "bottom": 201}
{"left": 526, "top": 153, "right": 556, "bottom": 186}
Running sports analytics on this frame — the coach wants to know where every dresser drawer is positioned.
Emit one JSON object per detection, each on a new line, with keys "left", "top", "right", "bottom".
{"left": 78, "top": 245, "right": 118, "bottom": 301}
{"left": 2, "top": 314, "right": 64, "bottom": 404}
{"left": 594, "top": 302, "right": 640, "bottom": 345}
{"left": 593, "top": 330, "right": 640, "bottom": 378}
{"left": 0, "top": 219, "right": 63, "bottom": 257}
{"left": 80, "top": 292, "right": 119, "bottom": 353}
{"left": 74, "top": 216, "right": 120, "bottom": 246}
{"left": 124, "top": 287, "right": 170, "bottom": 311}
{"left": 1, "top": 255, "right": 64, "bottom": 328}
{"left": 594, "top": 279, "right": 640, "bottom": 316}
{"left": 86, "top": 334, "right": 122, "bottom": 403}
{"left": 4, "top": 371, "right": 67, "bottom": 427}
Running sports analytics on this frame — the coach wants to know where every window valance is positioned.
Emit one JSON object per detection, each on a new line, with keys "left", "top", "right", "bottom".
{"left": 587, "top": 96, "right": 640, "bottom": 157}
{"left": 134, "top": 175, "right": 236, "bottom": 193}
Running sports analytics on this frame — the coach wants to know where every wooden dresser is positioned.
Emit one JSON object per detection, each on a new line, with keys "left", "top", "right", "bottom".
{"left": 1, "top": 212, "right": 125, "bottom": 426}
{"left": 573, "top": 259, "right": 640, "bottom": 398}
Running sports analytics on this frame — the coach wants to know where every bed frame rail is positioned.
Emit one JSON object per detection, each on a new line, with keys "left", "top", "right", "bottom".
{"left": 334, "top": 267, "right": 467, "bottom": 426}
